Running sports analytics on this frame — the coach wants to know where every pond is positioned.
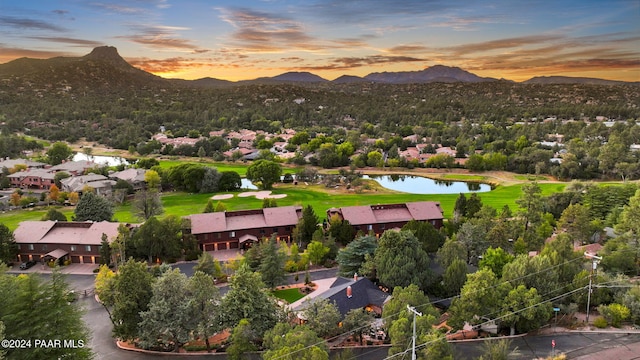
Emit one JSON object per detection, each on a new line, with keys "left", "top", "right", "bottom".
{"left": 241, "top": 178, "right": 258, "bottom": 190}
{"left": 363, "top": 174, "right": 491, "bottom": 194}
{"left": 73, "top": 153, "right": 130, "bottom": 166}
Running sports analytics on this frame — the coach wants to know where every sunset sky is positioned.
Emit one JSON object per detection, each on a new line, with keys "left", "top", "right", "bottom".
{"left": 1, "top": 0, "right": 638, "bottom": 82}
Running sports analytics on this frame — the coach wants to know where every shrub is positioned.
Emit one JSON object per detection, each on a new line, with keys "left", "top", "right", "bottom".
{"left": 284, "top": 260, "right": 298, "bottom": 273}
{"left": 598, "top": 303, "right": 630, "bottom": 327}
{"left": 593, "top": 317, "right": 608, "bottom": 328}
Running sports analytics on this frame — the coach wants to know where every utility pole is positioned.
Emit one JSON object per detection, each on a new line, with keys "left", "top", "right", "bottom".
{"left": 584, "top": 252, "right": 602, "bottom": 325}
{"left": 407, "top": 305, "right": 422, "bottom": 360}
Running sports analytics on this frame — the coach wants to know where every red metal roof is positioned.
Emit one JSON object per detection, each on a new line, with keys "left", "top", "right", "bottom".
{"left": 337, "top": 201, "right": 443, "bottom": 225}
{"left": 14, "top": 221, "right": 121, "bottom": 245}
{"left": 189, "top": 206, "right": 302, "bottom": 235}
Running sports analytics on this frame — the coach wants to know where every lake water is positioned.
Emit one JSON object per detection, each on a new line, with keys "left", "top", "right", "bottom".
{"left": 73, "top": 153, "right": 130, "bottom": 166}
{"left": 363, "top": 174, "right": 491, "bottom": 194}
{"left": 241, "top": 178, "right": 258, "bottom": 190}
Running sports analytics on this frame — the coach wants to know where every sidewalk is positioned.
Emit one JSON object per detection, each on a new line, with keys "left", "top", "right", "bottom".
{"left": 288, "top": 277, "right": 337, "bottom": 309}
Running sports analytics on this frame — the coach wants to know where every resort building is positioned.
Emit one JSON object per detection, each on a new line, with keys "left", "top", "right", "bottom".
{"left": 326, "top": 201, "right": 444, "bottom": 236}
{"left": 14, "top": 221, "right": 122, "bottom": 264}
{"left": 187, "top": 206, "right": 303, "bottom": 251}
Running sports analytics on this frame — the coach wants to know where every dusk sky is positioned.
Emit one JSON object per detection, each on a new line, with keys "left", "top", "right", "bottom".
{"left": 1, "top": 0, "right": 638, "bottom": 82}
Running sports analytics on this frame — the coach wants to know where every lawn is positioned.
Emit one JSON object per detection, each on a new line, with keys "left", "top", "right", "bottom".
{"left": 0, "top": 182, "right": 568, "bottom": 230}
{"left": 272, "top": 288, "right": 306, "bottom": 303}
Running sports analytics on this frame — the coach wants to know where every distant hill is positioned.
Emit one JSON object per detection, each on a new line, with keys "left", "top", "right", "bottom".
{"left": 332, "top": 75, "right": 369, "bottom": 84}
{"left": 364, "top": 65, "right": 498, "bottom": 84}
{"left": 0, "top": 45, "right": 168, "bottom": 90}
{"left": 0, "top": 46, "right": 636, "bottom": 90}
{"left": 523, "top": 76, "right": 636, "bottom": 86}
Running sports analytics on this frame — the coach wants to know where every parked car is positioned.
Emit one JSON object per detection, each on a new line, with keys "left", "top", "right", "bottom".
{"left": 19, "top": 260, "right": 37, "bottom": 270}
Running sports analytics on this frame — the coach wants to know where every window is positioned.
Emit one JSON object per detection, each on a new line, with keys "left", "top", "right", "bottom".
{"left": 217, "top": 233, "right": 221, "bottom": 239}
{"left": 381, "top": 224, "right": 386, "bottom": 230}
{"left": 28, "top": 244, "right": 34, "bottom": 250}
{"left": 71, "top": 245, "right": 76, "bottom": 252}
{"left": 85, "top": 245, "right": 91, "bottom": 252}
{"left": 273, "top": 227, "right": 278, "bottom": 233}
{"left": 230, "top": 231, "right": 235, "bottom": 238}
{"left": 42, "top": 244, "right": 48, "bottom": 251}
{"left": 367, "top": 224, "right": 373, "bottom": 231}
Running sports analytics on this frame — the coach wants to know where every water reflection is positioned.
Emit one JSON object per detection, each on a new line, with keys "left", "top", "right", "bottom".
{"left": 363, "top": 174, "right": 490, "bottom": 194}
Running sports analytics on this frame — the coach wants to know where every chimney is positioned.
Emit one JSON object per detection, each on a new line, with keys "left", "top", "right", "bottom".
{"left": 346, "top": 285, "right": 352, "bottom": 298}
{"left": 353, "top": 272, "right": 358, "bottom": 282}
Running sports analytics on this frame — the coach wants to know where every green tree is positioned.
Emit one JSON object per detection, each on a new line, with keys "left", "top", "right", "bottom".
{"left": 227, "top": 319, "right": 258, "bottom": 360}
{"left": 478, "top": 339, "right": 514, "bottom": 360}
{"left": 263, "top": 323, "right": 328, "bottom": 360}
{"left": 74, "top": 191, "right": 114, "bottom": 221}
{"left": 193, "top": 251, "right": 223, "bottom": 278}
{"left": 557, "top": 203, "right": 593, "bottom": 245}
{"left": 132, "top": 189, "right": 164, "bottom": 220}
{"left": 479, "top": 247, "right": 514, "bottom": 277}
{"left": 110, "top": 259, "right": 154, "bottom": 341}
{"left": 133, "top": 216, "right": 183, "bottom": 263}
{"left": 189, "top": 271, "right": 221, "bottom": 352}
{"left": 296, "top": 205, "right": 319, "bottom": 246}
{"left": 258, "top": 236, "right": 287, "bottom": 288}
{"left": 0, "top": 270, "right": 93, "bottom": 360}
{"left": 436, "top": 238, "right": 467, "bottom": 269}
{"left": 540, "top": 233, "right": 583, "bottom": 284}
{"left": 618, "top": 287, "right": 640, "bottom": 324}
{"left": 500, "top": 285, "right": 551, "bottom": 335}
{"left": 262, "top": 197, "right": 278, "bottom": 208}
{"left": 41, "top": 208, "right": 68, "bottom": 221}
{"left": 246, "top": 159, "right": 282, "bottom": 190}
{"left": 221, "top": 264, "right": 279, "bottom": 335}
{"left": 516, "top": 182, "right": 544, "bottom": 244}
{"left": 402, "top": 219, "right": 445, "bottom": 253}
{"left": 375, "top": 230, "right": 433, "bottom": 290}
{"left": 342, "top": 308, "right": 374, "bottom": 345}
{"left": 218, "top": 171, "right": 242, "bottom": 191}
{"left": 203, "top": 199, "right": 215, "bottom": 213}
{"left": 328, "top": 215, "right": 355, "bottom": 245}
{"left": 382, "top": 284, "right": 439, "bottom": 327}
{"left": 99, "top": 233, "right": 111, "bottom": 266}
{"left": 139, "top": 269, "right": 192, "bottom": 352}
{"left": 305, "top": 240, "right": 330, "bottom": 266}
{"left": 46, "top": 141, "right": 73, "bottom": 165}
{"left": 448, "top": 268, "right": 508, "bottom": 329}
{"left": 501, "top": 254, "right": 559, "bottom": 299}
{"left": 443, "top": 258, "right": 468, "bottom": 297}
{"left": 337, "top": 235, "right": 377, "bottom": 277}
{"left": 300, "top": 298, "right": 341, "bottom": 338}
{"left": 0, "top": 224, "right": 17, "bottom": 265}
{"left": 144, "top": 169, "right": 161, "bottom": 189}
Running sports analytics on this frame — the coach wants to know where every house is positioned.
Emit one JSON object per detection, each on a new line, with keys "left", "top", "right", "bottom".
{"left": 293, "top": 276, "right": 390, "bottom": 319}
{"left": 110, "top": 168, "right": 147, "bottom": 190}
{"left": 187, "top": 206, "right": 303, "bottom": 251}
{"left": 50, "top": 160, "right": 98, "bottom": 176}
{"left": 60, "top": 174, "right": 116, "bottom": 196}
{"left": 327, "top": 201, "right": 444, "bottom": 236}
{"left": 7, "top": 168, "right": 55, "bottom": 190}
{"left": 0, "top": 158, "right": 47, "bottom": 170}
{"left": 14, "top": 221, "right": 123, "bottom": 264}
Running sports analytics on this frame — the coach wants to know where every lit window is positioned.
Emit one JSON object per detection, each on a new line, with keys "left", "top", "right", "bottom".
{"left": 230, "top": 231, "right": 235, "bottom": 238}
{"left": 71, "top": 246, "right": 76, "bottom": 252}
{"left": 85, "top": 245, "right": 91, "bottom": 252}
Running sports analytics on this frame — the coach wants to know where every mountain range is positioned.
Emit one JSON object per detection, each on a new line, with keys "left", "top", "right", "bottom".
{"left": 0, "top": 46, "right": 636, "bottom": 88}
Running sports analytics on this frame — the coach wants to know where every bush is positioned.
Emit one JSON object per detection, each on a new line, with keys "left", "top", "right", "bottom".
{"left": 63, "top": 259, "right": 71, "bottom": 266}
{"left": 593, "top": 317, "right": 608, "bottom": 328}
{"left": 284, "top": 260, "right": 298, "bottom": 273}
{"left": 598, "top": 303, "right": 631, "bottom": 327}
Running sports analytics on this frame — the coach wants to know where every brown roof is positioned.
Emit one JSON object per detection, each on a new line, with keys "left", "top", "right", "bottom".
{"left": 337, "top": 201, "right": 443, "bottom": 225}
{"left": 14, "top": 221, "right": 122, "bottom": 245}
{"left": 189, "top": 206, "right": 303, "bottom": 235}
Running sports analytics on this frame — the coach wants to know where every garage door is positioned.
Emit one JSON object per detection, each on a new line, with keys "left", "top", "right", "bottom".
{"left": 71, "top": 256, "right": 81, "bottom": 263}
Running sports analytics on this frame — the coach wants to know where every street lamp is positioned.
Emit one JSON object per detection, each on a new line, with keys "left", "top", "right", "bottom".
{"left": 584, "top": 252, "right": 602, "bottom": 325}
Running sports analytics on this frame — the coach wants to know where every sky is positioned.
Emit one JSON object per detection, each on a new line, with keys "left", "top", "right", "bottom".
{"left": 0, "top": 0, "right": 639, "bottom": 82}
